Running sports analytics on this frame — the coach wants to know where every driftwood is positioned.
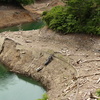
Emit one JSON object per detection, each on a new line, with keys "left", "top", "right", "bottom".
{"left": 82, "top": 59, "right": 100, "bottom": 63}
{"left": 77, "top": 72, "right": 100, "bottom": 79}
{"left": 36, "top": 54, "right": 54, "bottom": 72}
{"left": 36, "top": 66, "right": 44, "bottom": 72}
{"left": 89, "top": 92, "right": 100, "bottom": 99}
{"left": 44, "top": 54, "right": 53, "bottom": 66}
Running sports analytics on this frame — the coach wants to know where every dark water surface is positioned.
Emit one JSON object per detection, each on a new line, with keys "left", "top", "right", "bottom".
{"left": 0, "top": 63, "right": 46, "bottom": 100}
{"left": 0, "top": 20, "right": 45, "bottom": 33}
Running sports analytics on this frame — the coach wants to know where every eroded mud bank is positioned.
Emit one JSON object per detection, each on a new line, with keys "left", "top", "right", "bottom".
{"left": 0, "top": 30, "right": 77, "bottom": 100}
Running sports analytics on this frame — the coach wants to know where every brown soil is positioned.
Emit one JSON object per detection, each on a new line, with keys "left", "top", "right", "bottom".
{"left": 0, "top": 0, "right": 64, "bottom": 28}
{"left": 0, "top": 27, "right": 100, "bottom": 100}
{"left": 0, "top": 4, "right": 33, "bottom": 28}
{"left": 23, "top": 0, "right": 64, "bottom": 14}
{"left": 0, "top": 0, "right": 100, "bottom": 100}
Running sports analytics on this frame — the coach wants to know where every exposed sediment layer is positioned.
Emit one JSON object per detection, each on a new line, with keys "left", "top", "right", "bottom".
{"left": 0, "top": 30, "right": 77, "bottom": 100}
{"left": 0, "top": 27, "right": 100, "bottom": 100}
{"left": 0, "top": 5, "right": 33, "bottom": 29}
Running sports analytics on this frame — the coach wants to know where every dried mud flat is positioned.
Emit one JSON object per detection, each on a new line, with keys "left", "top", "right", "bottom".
{"left": 0, "top": 27, "right": 100, "bottom": 100}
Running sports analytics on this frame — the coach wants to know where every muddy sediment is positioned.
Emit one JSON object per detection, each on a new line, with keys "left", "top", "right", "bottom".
{"left": 0, "top": 5, "right": 34, "bottom": 28}
{"left": 0, "top": 30, "right": 77, "bottom": 100}
{"left": 0, "top": 0, "right": 64, "bottom": 29}
{"left": 0, "top": 27, "right": 100, "bottom": 100}
{"left": 0, "top": 0, "right": 100, "bottom": 100}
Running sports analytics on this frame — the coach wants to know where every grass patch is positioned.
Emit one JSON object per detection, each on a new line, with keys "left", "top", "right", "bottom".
{"left": 37, "top": 94, "right": 48, "bottom": 100}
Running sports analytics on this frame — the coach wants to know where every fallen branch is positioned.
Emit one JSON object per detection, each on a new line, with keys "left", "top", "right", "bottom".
{"left": 82, "top": 59, "right": 100, "bottom": 63}
{"left": 36, "top": 54, "right": 54, "bottom": 72}
{"left": 89, "top": 92, "right": 100, "bottom": 99}
{"left": 77, "top": 73, "right": 100, "bottom": 79}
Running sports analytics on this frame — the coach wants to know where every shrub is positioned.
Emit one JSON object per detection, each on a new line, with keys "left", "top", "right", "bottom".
{"left": 96, "top": 89, "right": 100, "bottom": 100}
{"left": 42, "top": 0, "right": 100, "bottom": 34}
{"left": 37, "top": 94, "right": 48, "bottom": 100}
{"left": 1, "top": 0, "right": 34, "bottom": 5}
{"left": 16, "top": 0, "right": 34, "bottom": 5}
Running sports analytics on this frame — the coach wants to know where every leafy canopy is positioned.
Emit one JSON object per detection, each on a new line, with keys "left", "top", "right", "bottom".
{"left": 43, "top": 0, "right": 100, "bottom": 34}
{"left": 0, "top": 0, "right": 34, "bottom": 5}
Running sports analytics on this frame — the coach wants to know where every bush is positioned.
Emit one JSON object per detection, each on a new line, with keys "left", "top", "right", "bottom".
{"left": 42, "top": 0, "right": 100, "bottom": 34}
{"left": 16, "top": 0, "right": 34, "bottom": 5}
{"left": 37, "top": 94, "right": 48, "bottom": 100}
{"left": 1, "top": 0, "right": 34, "bottom": 5}
{"left": 0, "top": 0, "right": 12, "bottom": 2}
{"left": 96, "top": 89, "right": 100, "bottom": 100}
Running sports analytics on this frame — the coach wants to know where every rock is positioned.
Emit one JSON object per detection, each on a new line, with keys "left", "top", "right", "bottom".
{"left": 25, "top": 40, "right": 32, "bottom": 43}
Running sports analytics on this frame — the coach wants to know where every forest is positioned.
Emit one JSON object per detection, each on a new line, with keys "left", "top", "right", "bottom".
{"left": 0, "top": 0, "right": 34, "bottom": 5}
{"left": 43, "top": 0, "right": 100, "bottom": 34}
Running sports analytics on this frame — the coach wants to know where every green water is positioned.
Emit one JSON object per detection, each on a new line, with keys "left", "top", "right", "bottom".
{"left": 0, "top": 20, "right": 45, "bottom": 33}
{"left": 0, "top": 63, "right": 46, "bottom": 100}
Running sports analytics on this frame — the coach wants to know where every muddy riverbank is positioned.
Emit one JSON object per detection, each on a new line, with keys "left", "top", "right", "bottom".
{"left": 0, "top": 27, "right": 100, "bottom": 100}
{"left": 0, "top": 0, "right": 64, "bottom": 28}
{"left": 0, "top": 29, "right": 77, "bottom": 100}
{"left": 0, "top": 4, "right": 34, "bottom": 28}
{"left": 0, "top": 0, "right": 100, "bottom": 100}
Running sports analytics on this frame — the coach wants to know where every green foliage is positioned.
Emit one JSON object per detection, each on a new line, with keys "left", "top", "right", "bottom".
{"left": 43, "top": 0, "right": 100, "bottom": 34}
{"left": 0, "top": 0, "right": 34, "bottom": 5}
{"left": 16, "top": 0, "right": 34, "bottom": 5}
{"left": 96, "top": 89, "right": 100, "bottom": 100}
{"left": 37, "top": 94, "right": 48, "bottom": 100}
{"left": 0, "top": 0, "right": 14, "bottom": 3}
{"left": 96, "top": 90, "right": 100, "bottom": 96}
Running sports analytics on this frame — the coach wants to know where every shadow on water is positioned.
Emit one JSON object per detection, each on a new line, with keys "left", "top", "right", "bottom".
{"left": 0, "top": 20, "right": 46, "bottom": 33}
{"left": 0, "top": 64, "right": 17, "bottom": 90}
{"left": 0, "top": 63, "right": 46, "bottom": 100}
{"left": 18, "top": 74, "right": 44, "bottom": 88}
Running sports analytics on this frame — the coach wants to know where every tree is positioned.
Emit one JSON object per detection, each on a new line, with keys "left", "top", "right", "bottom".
{"left": 0, "top": 0, "right": 34, "bottom": 5}
{"left": 16, "top": 0, "right": 34, "bottom": 5}
{"left": 43, "top": 0, "right": 100, "bottom": 34}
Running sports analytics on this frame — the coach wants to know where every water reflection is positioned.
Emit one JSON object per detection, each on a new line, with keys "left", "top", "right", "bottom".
{"left": 0, "top": 20, "right": 45, "bottom": 33}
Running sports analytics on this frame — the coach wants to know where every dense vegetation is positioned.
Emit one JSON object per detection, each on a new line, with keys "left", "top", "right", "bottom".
{"left": 0, "top": 0, "right": 34, "bottom": 5}
{"left": 43, "top": 0, "right": 100, "bottom": 34}
{"left": 96, "top": 89, "right": 100, "bottom": 100}
{"left": 37, "top": 94, "right": 48, "bottom": 100}
{"left": 16, "top": 0, "right": 34, "bottom": 5}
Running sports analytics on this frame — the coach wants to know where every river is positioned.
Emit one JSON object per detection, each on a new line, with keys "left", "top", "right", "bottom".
{"left": 0, "top": 20, "right": 46, "bottom": 100}
{"left": 0, "top": 20, "right": 45, "bottom": 33}
{"left": 0, "top": 63, "right": 46, "bottom": 100}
